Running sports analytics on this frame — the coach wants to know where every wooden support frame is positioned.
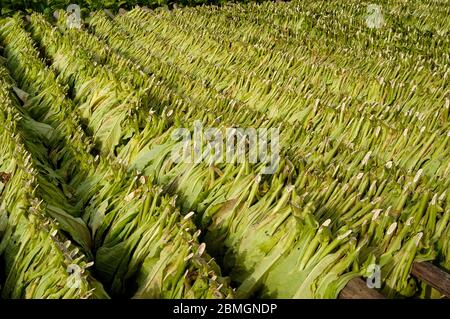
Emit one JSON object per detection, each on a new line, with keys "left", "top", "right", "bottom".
{"left": 339, "top": 277, "right": 385, "bottom": 299}
{"left": 411, "top": 262, "right": 450, "bottom": 297}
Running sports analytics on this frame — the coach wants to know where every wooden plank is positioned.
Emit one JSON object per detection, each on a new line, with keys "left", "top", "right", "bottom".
{"left": 339, "top": 277, "right": 385, "bottom": 299}
{"left": 411, "top": 262, "right": 450, "bottom": 297}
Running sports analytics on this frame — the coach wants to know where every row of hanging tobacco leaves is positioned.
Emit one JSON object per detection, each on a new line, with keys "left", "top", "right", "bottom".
{"left": 0, "top": 14, "right": 233, "bottom": 299}
{"left": 0, "top": 0, "right": 449, "bottom": 298}
{"left": 0, "top": 0, "right": 258, "bottom": 17}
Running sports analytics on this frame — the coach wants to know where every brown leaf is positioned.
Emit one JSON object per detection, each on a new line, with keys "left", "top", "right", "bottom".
{"left": 0, "top": 172, "right": 11, "bottom": 184}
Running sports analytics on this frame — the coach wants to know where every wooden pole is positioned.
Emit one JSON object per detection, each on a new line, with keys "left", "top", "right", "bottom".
{"left": 339, "top": 277, "right": 385, "bottom": 299}
{"left": 411, "top": 262, "right": 450, "bottom": 297}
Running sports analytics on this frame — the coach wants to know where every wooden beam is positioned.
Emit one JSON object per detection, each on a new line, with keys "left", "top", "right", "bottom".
{"left": 339, "top": 277, "right": 385, "bottom": 299}
{"left": 411, "top": 262, "right": 450, "bottom": 297}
